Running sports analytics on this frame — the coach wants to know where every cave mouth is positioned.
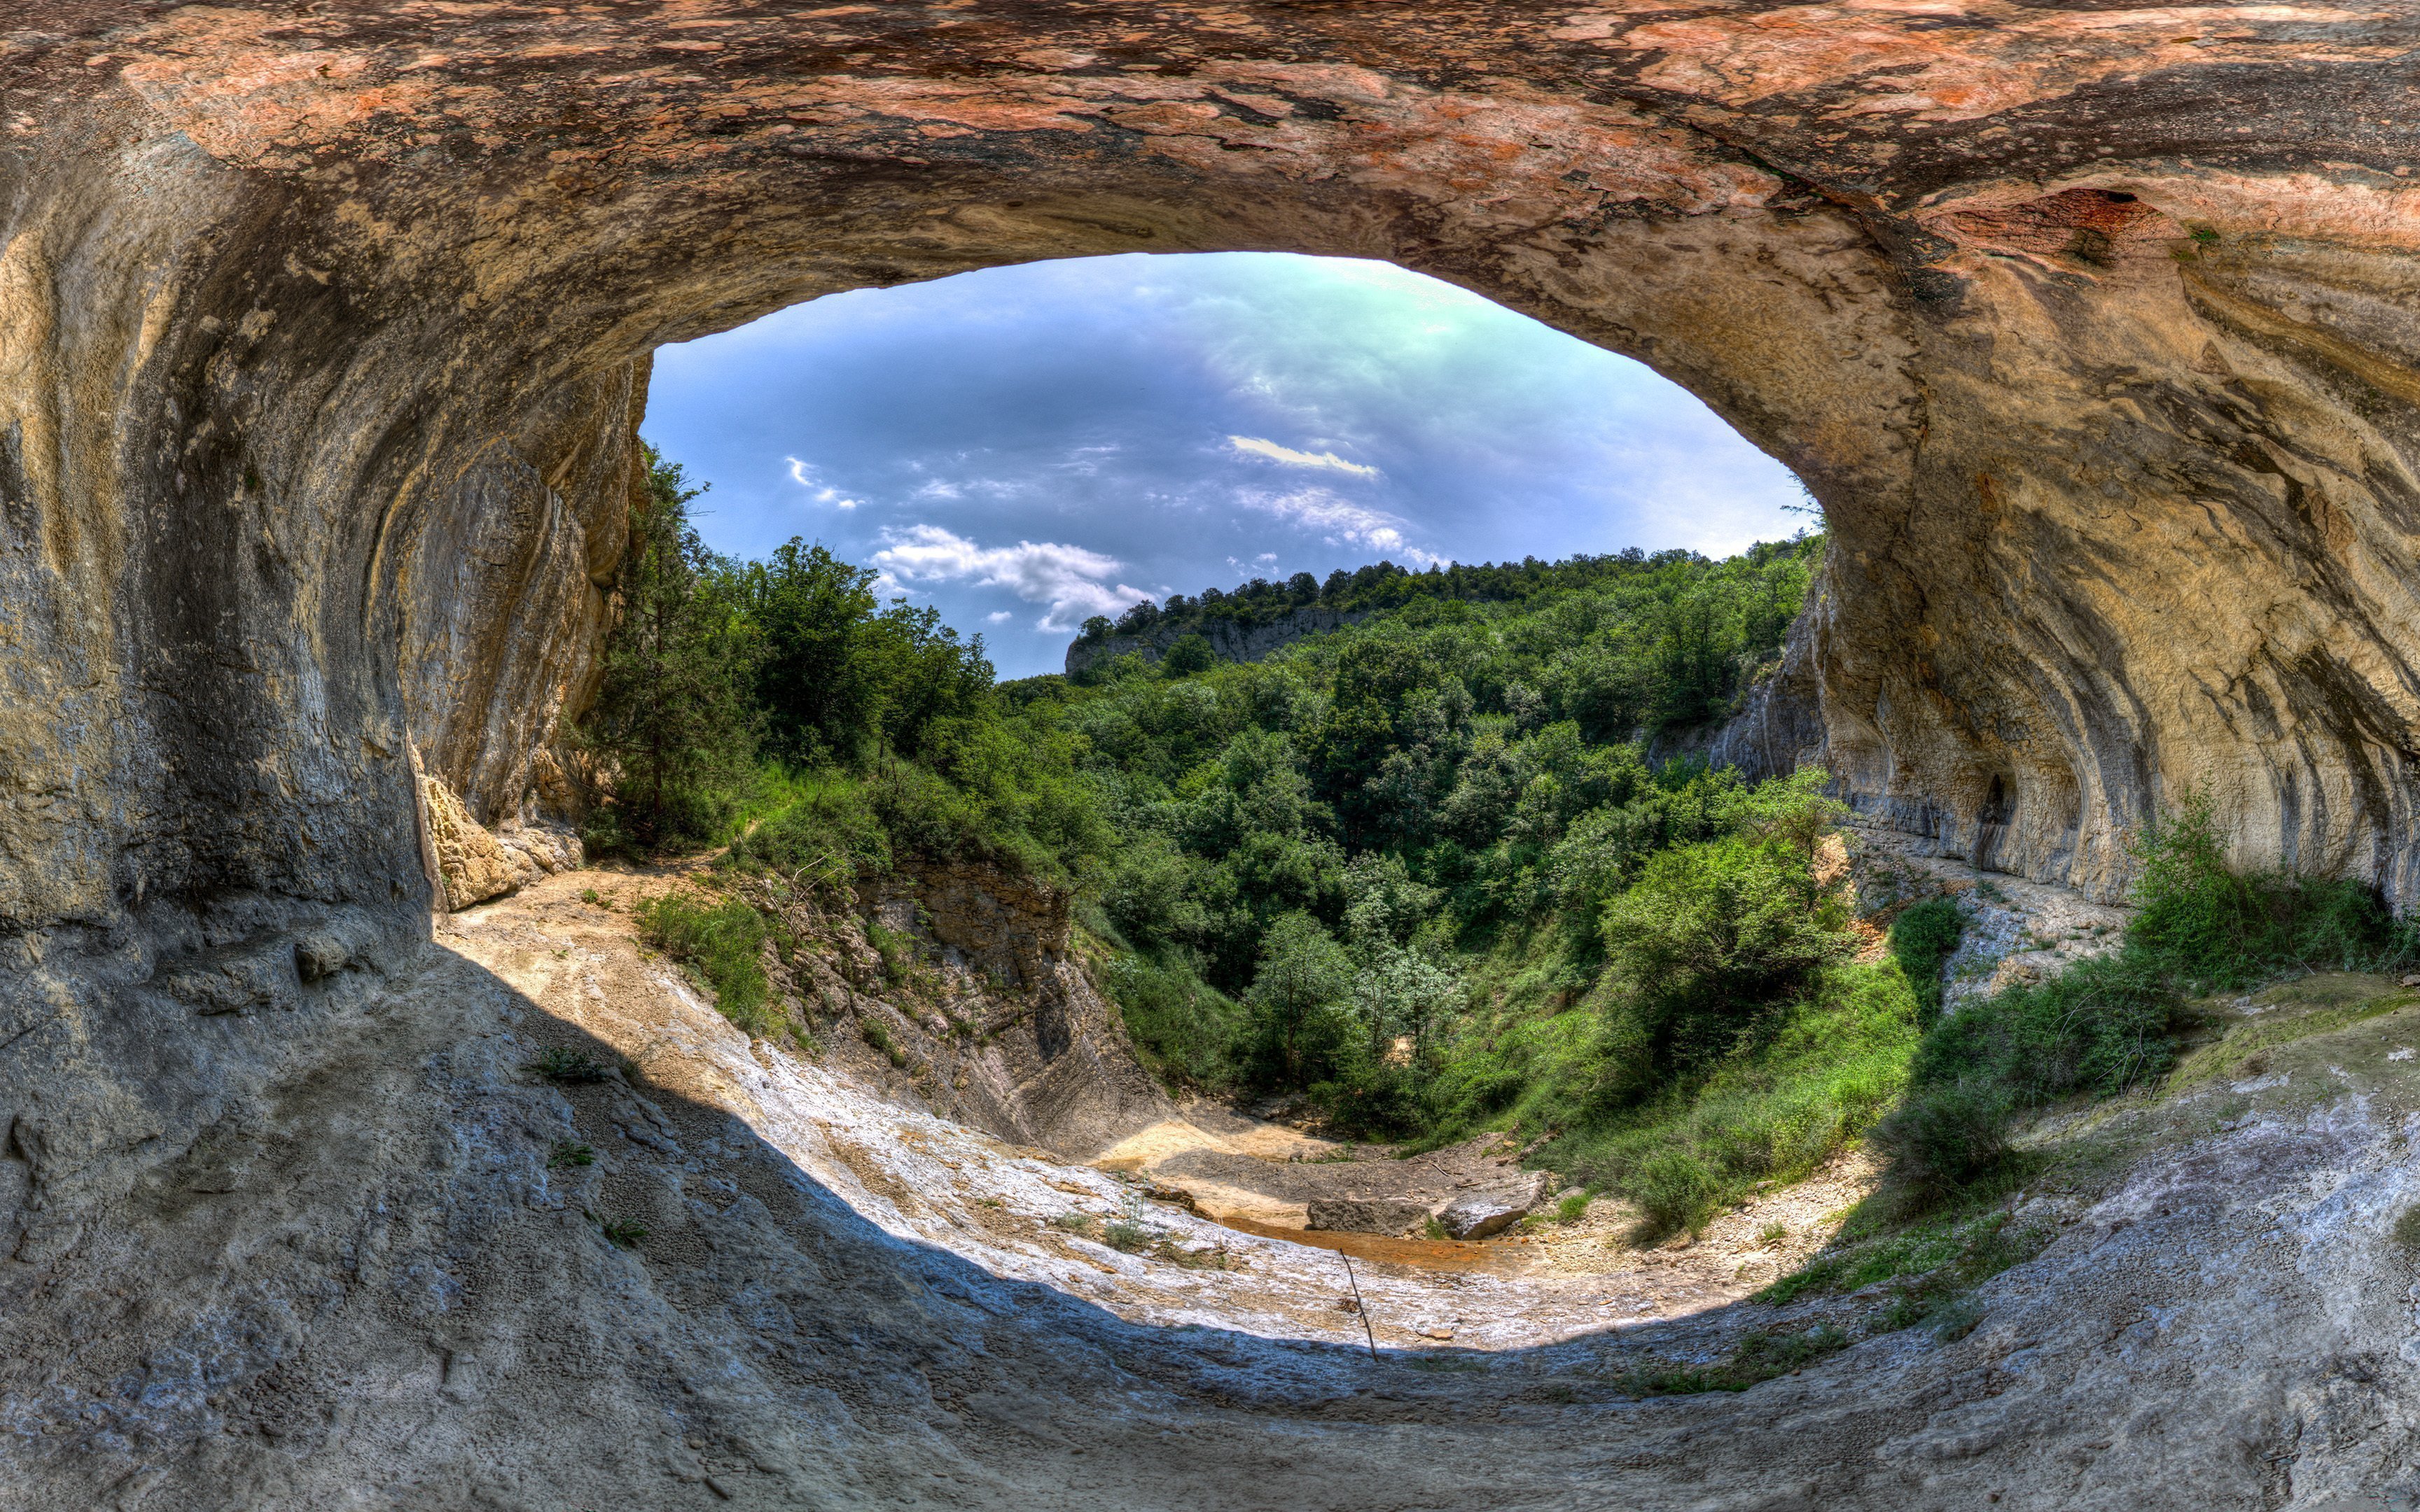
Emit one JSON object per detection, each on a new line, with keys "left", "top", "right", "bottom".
{"left": 639, "top": 251, "right": 1816, "bottom": 679}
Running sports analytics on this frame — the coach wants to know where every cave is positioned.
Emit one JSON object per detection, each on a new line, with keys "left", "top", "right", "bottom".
{"left": 9, "top": 4, "right": 2420, "bottom": 1507}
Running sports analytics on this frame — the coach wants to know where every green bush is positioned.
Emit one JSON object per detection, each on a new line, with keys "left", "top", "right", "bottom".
{"left": 1874, "top": 794, "right": 2419, "bottom": 1208}
{"left": 1888, "top": 897, "right": 1964, "bottom": 1025}
{"left": 1629, "top": 1147, "right": 1720, "bottom": 1233}
{"left": 1598, "top": 786, "right": 1856, "bottom": 1084}
{"left": 1101, "top": 954, "right": 1245, "bottom": 1091}
{"left": 2129, "top": 794, "right": 2406, "bottom": 989}
{"left": 725, "top": 771, "right": 891, "bottom": 886}
{"left": 635, "top": 892, "right": 774, "bottom": 1033}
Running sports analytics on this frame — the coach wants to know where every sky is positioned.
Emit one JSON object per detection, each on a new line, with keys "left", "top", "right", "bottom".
{"left": 641, "top": 252, "right": 1811, "bottom": 679}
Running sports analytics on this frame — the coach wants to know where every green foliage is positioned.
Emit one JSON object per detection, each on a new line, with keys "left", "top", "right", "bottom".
{"left": 578, "top": 449, "right": 763, "bottom": 851}
{"left": 1873, "top": 793, "right": 2420, "bottom": 1208}
{"left": 593, "top": 1213, "right": 648, "bottom": 1249}
{"left": 547, "top": 1139, "right": 595, "bottom": 1170}
{"left": 528, "top": 1047, "right": 613, "bottom": 1085}
{"left": 1597, "top": 776, "right": 1855, "bottom": 1087}
{"left": 1240, "top": 913, "right": 1357, "bottom": 1089}
{"left": 859, "top": 1016, "right": 909, "bottom": 1068}
{"left": 1613, "top": 1324, "right": 1850, "bottom": 1396}
{"left": 1888, "top": 897, "right": 1964, "bottom": 1026}
{"left": 1097, "top": 948, "right": 1246, "bottom": 1091}
{"left": 1160, "top": 633, "right": 1217, "bottom": 678}
{"left": 634, "top": 891, "right": 776, "bottom": 1033}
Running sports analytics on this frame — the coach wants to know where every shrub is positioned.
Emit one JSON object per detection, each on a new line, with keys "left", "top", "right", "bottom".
{"left": 1874, "top": 792, "right": 2419, "bottom": 1208}
{"left": 1102, "top": 1221, "right": 1150, "bottom": 1253}
{"left": 1867, "top": 1082, "right": 2014, "bottom": 1203}
{"left": 1600, "top": 828, "right": 1855, "bottom": 1078}
{"left": 528, "top": 1047, "right": 613, "bottom": 1084}
{"left": 1100, "top": 954, "right": 1244, "bottom": 1091}
{"left": 1628, "top": 1147, "right": 1720, "bottom": 1234}
{"left": 1889, "top": 897, "right": 1964, "bottom": 1025}
{"left": 635, "top": 892, "right": 774, "bottom": 1033}
{"left": 725, "top": 772, "right": 891, "bottom": 886}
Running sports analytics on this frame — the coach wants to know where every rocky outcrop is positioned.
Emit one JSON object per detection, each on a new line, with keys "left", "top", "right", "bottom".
{"left": 749, "top": 861, "right": 1176, "bottom": 1158}
{"left": 1065, "top": 606, "right": 1370, "bottom": 678}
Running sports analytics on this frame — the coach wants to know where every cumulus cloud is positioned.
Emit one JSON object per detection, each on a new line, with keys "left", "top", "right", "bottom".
{"left": 784, "top": 456, "right": 860, "bottom": 509}
{"left": 1240, "top": 488, "right": 1440, "bottom": 565}
{"left": 1228, "top": 435, "right": 1380, "bottom": 478}
{"left": 871, "top": 524, "right": 1143, "bottom": 630}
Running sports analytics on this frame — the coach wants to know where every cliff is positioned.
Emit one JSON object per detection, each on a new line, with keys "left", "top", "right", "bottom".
{"left": 1064, "top": 606, "right": 1369, "bottom": 678}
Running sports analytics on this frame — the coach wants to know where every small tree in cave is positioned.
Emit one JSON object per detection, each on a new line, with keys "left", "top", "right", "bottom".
{"left": 578, "top": 447, "right": 760, "bottom": 850}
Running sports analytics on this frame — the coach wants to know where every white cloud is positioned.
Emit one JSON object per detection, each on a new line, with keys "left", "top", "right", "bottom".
{"left": 986, "top": 610, "right": 1013, "bottom": 624}
{"left": 1239, "top": 487, "right": 1440, "bottom": 565}
{"left": 871, "top": 524, "right": 1141, "bottom": 631}
{"left": 784, "top": 456, "right": 860, "bottom": 509}
{"left": 1228, "top": 435, "right": 1380, "bottom": 479}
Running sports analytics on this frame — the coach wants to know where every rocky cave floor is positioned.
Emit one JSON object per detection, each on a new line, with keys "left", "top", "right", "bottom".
{"left": 16, "top": 862, "right": 2420, "bottom": 1508}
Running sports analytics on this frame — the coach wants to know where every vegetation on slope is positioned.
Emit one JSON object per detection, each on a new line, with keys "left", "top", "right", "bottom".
{"left": 577, "top": 450, "right": 2420, "bottom": 1262}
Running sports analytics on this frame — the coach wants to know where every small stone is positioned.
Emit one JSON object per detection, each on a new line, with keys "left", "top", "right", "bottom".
{"left": 1438, "top": 1172, "right": 1548, "bottom": 1240}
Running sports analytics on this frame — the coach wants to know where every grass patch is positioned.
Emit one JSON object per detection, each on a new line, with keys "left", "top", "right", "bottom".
{"left": 2163, "top": 993, "right": 2410, "bottom": 1093}
{"left": 527, "top": 1047, "right": 613, "bottom": 1085}
{"left": 1611, "top": 1324, "right": 1851, "bottom": 1395}
{"left": 635, "top": 890, "right": 784, "bottom": 1034}
{"left": 547, "top": 1139, "right": 594, "bottom": 1170}
{"left": 1537, "top": 959, "right": 1919, "bottom": 1236}
{"left": 1102, "top": 1220, "right": 1150, "bottom": 1253}
{"left": 1888, "top": 897, "right": 1963, "bottom": 1026}
{"left": 859, "top": 1016, "right": 910, "bottom": 1069}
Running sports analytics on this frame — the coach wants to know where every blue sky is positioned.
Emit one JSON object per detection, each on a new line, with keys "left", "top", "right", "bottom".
{"left": 642, "top": 253, "right": 1810, "bottom": 678}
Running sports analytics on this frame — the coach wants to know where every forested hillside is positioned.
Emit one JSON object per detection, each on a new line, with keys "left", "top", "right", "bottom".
{"left": 578, "top": 447, "right": 1893, "bottom": 1229}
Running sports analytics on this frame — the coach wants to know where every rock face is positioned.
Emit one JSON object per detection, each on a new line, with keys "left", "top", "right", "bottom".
{"left": 1306, "top": 1196, "right": 1437, "bottom": 1237}
{"left": 15, "top": 6, "right": 2420, "bottom": 1506}
{"left": 1065, "top": 606, "right": 1370, "bottom": 678}
{"left": 7, "top": 0, "right": 2420, "bottom": 976}
{"left": 1438, "top": 1173, "right": 1550, "bottom": 1240}
{"left": 776, "top": 860, "right": 1176, "bottom": 1157}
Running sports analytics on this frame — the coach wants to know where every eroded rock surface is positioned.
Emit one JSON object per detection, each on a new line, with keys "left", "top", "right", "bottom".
{"left": 12, "top": 4, "right": 2420, "bottom": 1507}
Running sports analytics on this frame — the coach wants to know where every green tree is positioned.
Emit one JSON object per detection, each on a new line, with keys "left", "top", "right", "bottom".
{"left": 1242, "top": 912, "right": 1354, "bottom": 1087}
{"left": 577, "top": 449, "right": 760, "bottom": 850}
{"left": 740, "top": 540, "right": 884, "bottom": 765}
{"left": 1160, "top": 633, "right": 1216, "bottom": 678}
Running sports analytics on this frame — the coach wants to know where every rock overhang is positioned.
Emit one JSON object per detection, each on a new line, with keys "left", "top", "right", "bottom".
{"left": 6, "top": 0, "right": 2420, "bottom": 960}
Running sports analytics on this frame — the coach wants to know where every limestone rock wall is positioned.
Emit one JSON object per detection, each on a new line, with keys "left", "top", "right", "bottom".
{"left": 8, "top": 0, "right": 2420, "bottom": 1270}
{"left": 1064, "top": 606, "right": 1372, "bottom": 678}
{"left": 1, "top": 0, "right": 2397, "bottom": 924}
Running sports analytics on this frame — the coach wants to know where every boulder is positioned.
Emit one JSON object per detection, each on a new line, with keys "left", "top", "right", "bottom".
{"left": 419, "top": 774, "right": 517, "bottom": 911}
{"left": 1438, "top": 1173, "right": 1549, "bottom": 1240}
{"left": 1305, "top": 1198, "right": 1436, "bottom": 1237}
